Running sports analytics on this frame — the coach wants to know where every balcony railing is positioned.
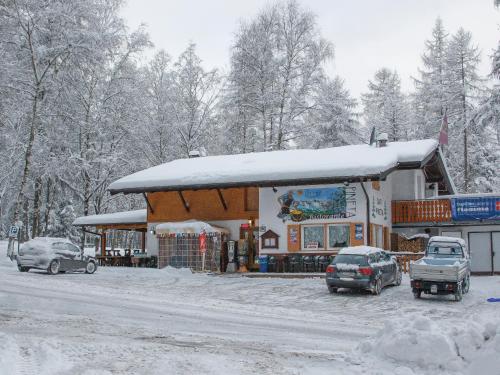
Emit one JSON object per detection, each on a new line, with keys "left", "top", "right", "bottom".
{"left": 392, "top": 199, "right": 452, "bottom": 224}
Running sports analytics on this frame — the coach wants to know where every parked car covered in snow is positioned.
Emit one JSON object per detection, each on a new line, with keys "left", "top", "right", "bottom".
{"left": 325, "top": 246, "right": 401, "bottom": 295}
{"left": 410, "top": 236, "right": 470, "bottom": 301}
{"left": 17, "top": 237, "right": 97, "bottom": 275}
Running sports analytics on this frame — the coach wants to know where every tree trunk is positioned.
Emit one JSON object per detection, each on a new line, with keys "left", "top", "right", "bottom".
{"left": 42, "top": 178, "right": 54, "bottom": 235}
{"left": 31, "top": 176, "right": 42, "bottom": 238}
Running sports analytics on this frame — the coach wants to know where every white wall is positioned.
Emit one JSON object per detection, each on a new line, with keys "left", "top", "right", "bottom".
{"left": 367, "top": 176, "right": 392, "bottom": 228}
{"left": 259, "top": 183, "right": 370, "bottom": 253}
{"left": 390, "top": 170, "right": 425, "bottom": 201}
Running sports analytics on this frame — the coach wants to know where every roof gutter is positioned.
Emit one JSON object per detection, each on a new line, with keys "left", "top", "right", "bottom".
{"left": 108, "top": 173, "right": 389, "bottom": 195}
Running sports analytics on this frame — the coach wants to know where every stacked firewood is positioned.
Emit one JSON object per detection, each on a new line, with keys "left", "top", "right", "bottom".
{"left": 393, "top": 234, "right": 427, "bottom": 253}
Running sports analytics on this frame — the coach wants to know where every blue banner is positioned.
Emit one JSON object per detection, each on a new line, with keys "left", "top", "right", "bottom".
{"left": 451, "top": 197, "right": 500, "bottom": 221}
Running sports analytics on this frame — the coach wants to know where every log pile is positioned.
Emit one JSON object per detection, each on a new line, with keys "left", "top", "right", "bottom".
{"left": 392, "top": 234, "right": 428, "bottom": 253}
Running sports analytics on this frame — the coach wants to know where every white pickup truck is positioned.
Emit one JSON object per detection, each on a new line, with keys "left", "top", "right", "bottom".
{"left": 409, "top": 236, "right": 470, "bottom": 301}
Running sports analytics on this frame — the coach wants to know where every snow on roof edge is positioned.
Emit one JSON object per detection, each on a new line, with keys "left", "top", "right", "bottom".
{"left": 73, "top": 209, "right": 147, "bottom": 226}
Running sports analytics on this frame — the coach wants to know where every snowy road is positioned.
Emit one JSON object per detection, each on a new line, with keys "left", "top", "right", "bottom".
{"left": 1, "top": 242, "right": 499, "bottom": 375}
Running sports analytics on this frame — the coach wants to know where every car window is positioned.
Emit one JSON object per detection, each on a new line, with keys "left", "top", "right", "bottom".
{"left": 66, "top": 243, "right": 80, "bottom": 253}
{"left": 332, "top": 254, "right": 368, "bottom": 266}
{"left": 52, "top": 242, "right": 67, "bottom": 251}
{"left": 427, "top": 243, "right": 463, "bottom": 258}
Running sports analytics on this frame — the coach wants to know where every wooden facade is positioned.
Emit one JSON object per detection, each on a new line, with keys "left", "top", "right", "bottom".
{"left": 147, "top": 187, "right": 259, "bottom": 222}
{"left": 392, "top": 199, "right": 452, "bottom": 224}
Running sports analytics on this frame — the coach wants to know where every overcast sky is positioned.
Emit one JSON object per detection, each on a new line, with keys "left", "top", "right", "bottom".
{"left": 121, "top": 0, "right": 499, "bottom": 99}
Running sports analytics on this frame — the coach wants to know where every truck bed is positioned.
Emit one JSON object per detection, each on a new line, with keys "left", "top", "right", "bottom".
{"left": 409, "top": 258, "right": 468, "bottom": 282}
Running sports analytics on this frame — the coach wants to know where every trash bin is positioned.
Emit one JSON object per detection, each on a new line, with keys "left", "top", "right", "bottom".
{"left": 259, "top": 255, "right": 269, "bottom": 273}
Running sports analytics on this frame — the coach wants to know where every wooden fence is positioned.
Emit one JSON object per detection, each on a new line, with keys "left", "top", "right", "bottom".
{"left": 390, "top": 252, "right": 425, "bottom": 273}
{"left": 392, "top": 199, "right": 452, "bottom": 224}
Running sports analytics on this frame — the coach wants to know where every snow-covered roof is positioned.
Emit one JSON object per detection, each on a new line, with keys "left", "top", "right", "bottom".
{"left": 429, "top": 236, "right": 466, "bottom": 247}
{"left": 73, "top": 209, "right": 147, "bottom": 226}
{"left": 155, "top": 220, "right": 229, "bottom": 235}
{"left": 108, "top": 139, "right": 439, "bottom": 194}
{"left": 338, "top": 246, "right": 382, "bottom": 255}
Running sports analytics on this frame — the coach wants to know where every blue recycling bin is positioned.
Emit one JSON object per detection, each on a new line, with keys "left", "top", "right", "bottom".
{"left": 259, "top": 255, "right": 269, "bottom": 273}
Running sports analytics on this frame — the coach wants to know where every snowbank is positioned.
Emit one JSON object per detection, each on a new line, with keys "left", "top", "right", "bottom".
{"left": 357, "top": 315, "right": 500, "bottom": 374}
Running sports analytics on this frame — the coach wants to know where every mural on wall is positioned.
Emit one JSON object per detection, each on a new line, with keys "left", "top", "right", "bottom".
{"left": 277, "top": 187, "right": 356, "bottom": 222}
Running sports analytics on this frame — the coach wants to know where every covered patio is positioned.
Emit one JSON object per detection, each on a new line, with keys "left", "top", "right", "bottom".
{"left": 73, "top": 209, "right": 156, "bottom": 267}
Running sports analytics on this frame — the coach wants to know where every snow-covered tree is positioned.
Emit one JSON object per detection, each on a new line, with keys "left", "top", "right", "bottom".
{"left": 445, "top": 28, "right": 483, "bottom": 192}
{"left": 300, "top": 77, "right": 360, "bottom": 148}
{"left": 226, "top": 0, "right": 334, "bottom": 151}
{"left": 170, "top": 43, "right": 222, "bottom": 157}
{"left": 362, "top": 68, "right": 411, "bottom": 142}
{"left": 412, "top": 18, "right": 449, "bottom": 139}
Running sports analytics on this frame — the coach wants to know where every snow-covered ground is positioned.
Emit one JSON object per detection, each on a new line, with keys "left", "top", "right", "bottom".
{"left": 0, "top": 240, "right": 499, "bottom": 375}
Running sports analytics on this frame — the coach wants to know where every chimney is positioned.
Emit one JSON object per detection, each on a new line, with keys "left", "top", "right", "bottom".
{"left": 376, "top": 133, "right": 388, "bottom": 147}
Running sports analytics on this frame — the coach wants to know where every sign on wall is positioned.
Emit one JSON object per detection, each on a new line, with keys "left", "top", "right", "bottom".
{"left": 451, "top": 197, "right": 500, "bottom": 221}
{"left": 371, "top": 194, "right": 388, "bottom": 221}
{"left": 277, "top": 187, "right": 356, "bottom": 222}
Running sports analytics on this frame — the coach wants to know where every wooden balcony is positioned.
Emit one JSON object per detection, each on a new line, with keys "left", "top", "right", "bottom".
{"left": 392, "top": 199, "right": 451, "bottom": 224}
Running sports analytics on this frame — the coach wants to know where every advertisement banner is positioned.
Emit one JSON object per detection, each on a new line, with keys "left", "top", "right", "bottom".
{"left": 277, "top": 187, "right": 356, "bottom": 222}
{"left": 451, "top": 197, "right": 500, "bottom": 221}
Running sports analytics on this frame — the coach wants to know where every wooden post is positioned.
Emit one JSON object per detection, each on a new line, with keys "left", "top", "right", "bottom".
{"left": 101, "top": 232, "right": 107, "bottom": 257}
{"left": 141, "top": 231, "right": 146, "bottom": 252}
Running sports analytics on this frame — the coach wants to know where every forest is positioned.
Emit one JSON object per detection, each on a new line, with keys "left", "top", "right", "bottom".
{"left": 0, "top": 0, "right": 499, "bottom": 240}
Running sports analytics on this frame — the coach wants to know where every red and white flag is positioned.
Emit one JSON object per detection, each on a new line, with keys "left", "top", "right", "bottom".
{"left": 439, "top": 113, "right": 449, "bottom": 145}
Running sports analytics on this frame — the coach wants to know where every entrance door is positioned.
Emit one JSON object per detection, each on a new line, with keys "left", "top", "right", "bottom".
{"left": 493, "top": 232, "right": 500, "bottom": 274}
{"left": 468, "top": 232, "right": 492, "bottom": 274}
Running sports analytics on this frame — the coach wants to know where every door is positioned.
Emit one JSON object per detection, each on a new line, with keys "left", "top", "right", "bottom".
{"left": 381, "top": 252, "right": 395, "bottom": 284}
{"left": 468, "top": 232, "right": 492, "bottom": 274}
{"left": 493, "top": 232, "right": 500, "bottom": 274}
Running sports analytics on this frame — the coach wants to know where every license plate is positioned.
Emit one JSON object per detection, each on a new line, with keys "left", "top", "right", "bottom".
{"left": 338, "top": 272, "right": 354, "bottom": 278}
{"left": 431, "top": 285, "right": 438, "bottom": 294}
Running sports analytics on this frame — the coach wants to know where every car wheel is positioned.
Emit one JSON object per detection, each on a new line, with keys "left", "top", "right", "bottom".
{"left": 328, "top": 286, "right": 338, "bottom": 294}
{"left": 17, "top": 265, "right": 30, "bottom": 272}
{"left": 47, "top": 260, "right": 60, "bottom": 275}
{"left": 413, "top": 290, "right": 422, "bottom": 299}
{"left": 464, "top": 276, "right": 470, "bottom": 293}
{"left": 394, "top": 270, "right": 402, "bottom": 286}
{"left": 454, "top": 283, "right": 463, "bottom": 302}
{"left": 85, "top": 261, "right": 97, "bottom": 274}
{"left": 372, "top": 278, "right": 382, "bottom": 295}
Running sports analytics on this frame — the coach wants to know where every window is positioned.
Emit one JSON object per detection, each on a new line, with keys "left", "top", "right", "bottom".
{"left": 332, "top": 254, "right": 368, "bottom": 266}
{"left": 302, "top": 225, "right": 325, "bottom": 250}
{"left": 66, "top": 243, "right": 81, "bottom": 253}
{"left": 327, "top": 224, "right": 350, "bottom": 249}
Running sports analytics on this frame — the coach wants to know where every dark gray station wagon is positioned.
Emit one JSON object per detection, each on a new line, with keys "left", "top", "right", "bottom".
{"left": 17, "top": 237, "right": 97, "bottom": 275}
{"left": 326, "top": 246, "right": 402, "bottom": 295}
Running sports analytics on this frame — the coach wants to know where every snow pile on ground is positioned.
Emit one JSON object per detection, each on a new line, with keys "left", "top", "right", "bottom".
{"left": 159, "top": 265, "right": 195, "bottom": 277}
{"left": 358, "top": 315, "right": 500, "bottom": 374}
{"left": 0, "top": 333, "right": 21, "bottom": 375}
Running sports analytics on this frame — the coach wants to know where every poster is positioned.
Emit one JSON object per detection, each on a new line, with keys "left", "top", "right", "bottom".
{"left": 355, "top": 224, "right": 363, "bottom": 240}
{"left": 451, "top": 197, "right": 500, "bottom": 221}
{"left": 277, "top": 187, "right": 356, "bottom": 222}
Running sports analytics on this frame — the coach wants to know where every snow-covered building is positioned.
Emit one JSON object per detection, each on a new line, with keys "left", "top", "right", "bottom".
{"left": 107, "top": 138, "right": 459, "bottom": 271}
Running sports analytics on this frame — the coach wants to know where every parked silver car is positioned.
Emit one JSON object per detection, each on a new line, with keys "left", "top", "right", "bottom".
{"left": 17, "top": 237, "right": 97, "bottom": 275}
